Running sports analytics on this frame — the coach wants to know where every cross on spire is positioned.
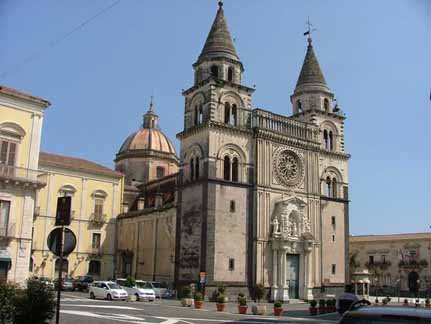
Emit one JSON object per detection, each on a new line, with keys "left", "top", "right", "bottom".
{"left": 304, "top": 17, "right": 316, "bottom": 44}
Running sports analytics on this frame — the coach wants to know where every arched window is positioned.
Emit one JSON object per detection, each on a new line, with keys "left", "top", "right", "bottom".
{"left": 195, "top": 157, "right": 200, "bottom": 180}
{"left": 210, "top": 65, "right": 219, "bottom": 79}
{"left": 296, "top": 100, "right": 302, "bottom": 112}
{"left": 223, "top": 156, "right": 231, "bottom": 180}
{"left": 156, "top": 166, "right": 165, "bottom": 179}
{"left": 231, "top": 105, "right": 238, "bottom": 126}
{"left": 232, "top": 157, "right": 239, "bottom": 182}
{"left": 323, "top": 130, "right": 329, "bottom": 150}
{"left": 227, "top": 67, "right": 234, "bottom": 82}
{"left": 329, "top": 131, "right": 334, "bottom": 151}
{"left": 199, "top": 105, "right": 203, "bottom": 124}
{"left": 224, "top": 102, "right": 230, "bottom": 124}
{"left": 190, "top": 158, "right": 195, "bottom": 181}
{"left": 332, "top": 178, "right": 337, "bottom": 198}
{"left": 326, "top": 176, "right": 332, "bottom": 197}
{"left": 324, "top": 98, "right": 329, "bottom": 112}
{"left": 194, "top": 106, "right": 198, "bottom": 125}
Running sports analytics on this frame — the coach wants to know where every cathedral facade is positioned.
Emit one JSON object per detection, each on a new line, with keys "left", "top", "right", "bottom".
{"left": 117, "top": 2, "right": 350, "bottom": 301}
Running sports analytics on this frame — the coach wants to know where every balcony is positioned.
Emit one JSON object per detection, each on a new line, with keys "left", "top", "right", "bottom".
{"left": 89, "top": 213, "right": 106, "bottom": 225}
{"left": 0, "top": 164, "right": 47, "bottom": 188}
{"left": 89, "top": 247, "right": 102, "bottom": 257}
{"left": 0, "top": 222, "right": 16, "bottom": 242}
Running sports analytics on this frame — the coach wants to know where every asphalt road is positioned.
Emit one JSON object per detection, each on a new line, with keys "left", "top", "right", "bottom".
{"left": 57, "top": 292, "right": 340, "bottom": 324}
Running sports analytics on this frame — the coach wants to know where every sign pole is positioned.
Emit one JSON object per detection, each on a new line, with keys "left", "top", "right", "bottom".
{"left": 55, "top": 225, "right": 65, "bottom": 324}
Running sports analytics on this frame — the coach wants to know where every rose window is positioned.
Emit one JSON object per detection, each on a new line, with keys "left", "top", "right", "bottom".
{"left": 274, "top": 150, "right": 304, "bottom": 187}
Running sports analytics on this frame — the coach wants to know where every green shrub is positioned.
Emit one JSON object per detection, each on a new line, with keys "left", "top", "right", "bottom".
{"left": 125, "top": 276, "right": 136, "bottom": 288}
{"left": 274, "top": 300, "right": 283, "bottom": 308}
{"left": 254, "top": 284, "right": 265, "bottom": 303}
{"left": 310, "top": 300, "right": 317, "bottom": 308}
{"left": 217, "top": 284, "right": 226, "bottom": 295}
{"left": 194, "top": 292, "right": 203, "bottom": 301}
{"left": 217, "top": 294, "right": 226, "bottom": 304}
{"left": 238, "top": 292, "right": 245, "bottom": 298}
{"left": 0, "top": 282, "right": 16, "bottom": 324}
{"left": 318, "top": 299, "right": 326, "bottom": 307}
{"left": 326, "top": 299, "right": 332, "bottom": 306}
{"left": 14, "top": 279, "right": 56, "bottom": 324}
{"left": 238, "top": 296, "right": 247, "bottom": 306}
{"left": 426, "top": 298, "right": 430, "bottom": 305}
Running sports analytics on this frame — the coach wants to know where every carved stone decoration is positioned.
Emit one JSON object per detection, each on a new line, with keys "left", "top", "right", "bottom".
{"left": 271, "top": 196, "right": 312, "bottom": 240}
{"left": 273, "top": 148, "right": 304, "bottom": 188}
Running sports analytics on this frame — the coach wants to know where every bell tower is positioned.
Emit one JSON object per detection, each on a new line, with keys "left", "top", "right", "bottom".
{"left": 290, "top": 28, "right": 351, "bottom": 288}
{"left": 176, "top": 1, "right": 255, "bottom": 291}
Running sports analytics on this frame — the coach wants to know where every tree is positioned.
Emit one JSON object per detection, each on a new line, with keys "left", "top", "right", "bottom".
{"left": 0, "top": 283, "right": 16, "bottom": 324}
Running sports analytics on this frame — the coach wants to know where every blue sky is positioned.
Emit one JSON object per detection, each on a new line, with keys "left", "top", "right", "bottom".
{"left": 1, "top": 0, "right": 430, "bottom": 235}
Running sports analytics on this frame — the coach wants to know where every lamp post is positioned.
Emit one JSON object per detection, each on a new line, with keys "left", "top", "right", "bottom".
{"left": 396, "top": 278, "right": 401, "bottom": 303}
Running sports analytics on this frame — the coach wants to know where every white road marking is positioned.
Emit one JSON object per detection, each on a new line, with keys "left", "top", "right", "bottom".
{"left": 61, "top": 310, "right": 181, "bottom": 324}
{"left": 63, "top": 304, "right": 139, "bottom": 310}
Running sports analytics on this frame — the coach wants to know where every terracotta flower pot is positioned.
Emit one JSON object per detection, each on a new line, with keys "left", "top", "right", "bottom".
{"left": 319, "top": 306, "right": 326, "bottom": 314}
{"left": 309, "top": 307, "right": 318, "bottom": 315}
{"left": 274, "top": 307, "right": 283, "bottom": 316}
{"left": 216, "top": 303, "right": 226, "bottom": 312}
{"left": 194, "top": 300, "right": 203, "bottom": 309}
{"left": 238, "top": 305, "right": 248, "bottom": 314}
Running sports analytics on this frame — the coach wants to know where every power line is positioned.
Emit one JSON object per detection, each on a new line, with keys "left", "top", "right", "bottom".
{"left": 0, "top": 0, "right": 121, "bottom": 80}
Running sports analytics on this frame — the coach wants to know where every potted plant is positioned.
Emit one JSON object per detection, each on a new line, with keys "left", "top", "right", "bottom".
{"left": 217, "top": 285, "right": 228, "bottom": 303}
{"left": 273, "top": 300, "right": 283, "bottom": 316}
{"left": 238, "top": 295, "right": 248, "bottom": 314}
{"left": 216, "top": 294, "right": 226, "bottom": 312}
{"left": 375, "top": 297, "right": 379, "bottom": 304}
{"left": 326, "top": 299, "right": 336, "bottom": 312}
{"left": 426, "top": 299, "right": 430, "bottom": 308}
{"left": 194, "top": 292, "right": 204, "bottom": 309}
{"left": 318, "top": 299, "right": 326, "bottom": 314}
{"left": 251, "top": 284, "right": 267, "bottom": 315}
{"left": 403, "top": 299, "right": 409, "bottom": 307}
{"left": 181, "top": 285, "right": 194, "bottom": 307}
{"left": 309, "top": 300, "right": 318, "bottom": 315}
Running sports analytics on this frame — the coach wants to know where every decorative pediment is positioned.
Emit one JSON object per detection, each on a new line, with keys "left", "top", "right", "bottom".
{"left": 271, "top": 196, "right": 312, "bottom": 240}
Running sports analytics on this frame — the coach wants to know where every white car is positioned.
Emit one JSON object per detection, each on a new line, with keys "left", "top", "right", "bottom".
{"left": 116, "top": 279, "right": 156, "bottom": 301}
{"left": 89, "top": 281, "right": 128, "bottom": 301}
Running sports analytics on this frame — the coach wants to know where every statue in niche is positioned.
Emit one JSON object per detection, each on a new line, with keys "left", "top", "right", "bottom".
{"left": 272, "top": 218, "right": 280, "bottom": 234}
{"left": 291, "top": 221, "right": 298, "bottom": 237}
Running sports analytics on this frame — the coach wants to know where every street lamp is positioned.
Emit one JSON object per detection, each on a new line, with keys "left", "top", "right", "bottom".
{"left": 396, "top": 278, "right": 401, "bottom": 303}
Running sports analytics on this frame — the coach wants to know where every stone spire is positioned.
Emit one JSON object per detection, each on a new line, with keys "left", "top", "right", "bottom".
{"left": 295, "top": 39, "right": 329, "bottom": 92}
{"left": 198, "top": 1, "right": 239, "bottom": 62}
{"left": 143, "top": 96, "right": 158, "bottom": 129}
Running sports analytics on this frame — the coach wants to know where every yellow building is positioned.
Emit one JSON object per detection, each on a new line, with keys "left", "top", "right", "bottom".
{"left": 32, "top": 152, "right": 124, "bottom": 280}
{"left": 0, "top": 85, "right": 50, "bottom": 284}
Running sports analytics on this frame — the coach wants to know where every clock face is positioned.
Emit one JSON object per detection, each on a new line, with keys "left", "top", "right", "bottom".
{"left": 274, "top": 149, "right": 304, "bottom": 187}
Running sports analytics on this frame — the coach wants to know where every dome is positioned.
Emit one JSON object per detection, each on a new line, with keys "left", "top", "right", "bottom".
{"left": 118, "top": 128, "right": 176, "bottom": 155}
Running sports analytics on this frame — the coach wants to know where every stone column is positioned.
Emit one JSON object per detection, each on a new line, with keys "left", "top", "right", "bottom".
{"left": 272, "top": 248, "right": 278, "bottom": 301}
{"left": 281, "top": 250, "right": 289, "bottom": 301}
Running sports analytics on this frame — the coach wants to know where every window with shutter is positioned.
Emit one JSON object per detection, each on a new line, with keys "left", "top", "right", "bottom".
{"left": 0, "top": 141, "right": 16, "bottom": 166}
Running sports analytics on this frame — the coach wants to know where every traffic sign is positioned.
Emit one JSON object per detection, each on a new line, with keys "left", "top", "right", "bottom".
{"left": 47, "top": 227, "right": 76, "bottom": 257}
{"left": 55, "top": 196, "right": 71, "bottom": 226}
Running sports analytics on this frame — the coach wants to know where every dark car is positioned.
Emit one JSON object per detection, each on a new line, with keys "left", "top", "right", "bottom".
{"left": 54, "top": 277, "right": 74, "bottom": 291}
{"left": 339, "top": 302, "right": 431, "bottom": 323}
{"left": 72, "top": 276, "right": 94, "bottom": 292}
